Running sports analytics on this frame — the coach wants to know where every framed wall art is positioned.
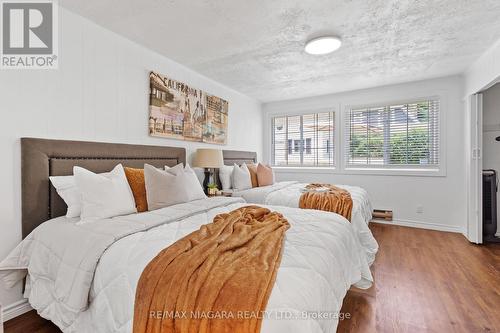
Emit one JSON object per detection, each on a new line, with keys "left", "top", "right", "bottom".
{"left": 148, "top": 71, "right": 228, "bottom": 144}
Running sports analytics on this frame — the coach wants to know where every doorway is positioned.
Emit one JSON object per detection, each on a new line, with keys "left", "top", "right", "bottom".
{"left": 482, "top": 83, "right": 500, "bottom": 242}
{"left": 467, "top": 80, "right": 500, "bottom": 244}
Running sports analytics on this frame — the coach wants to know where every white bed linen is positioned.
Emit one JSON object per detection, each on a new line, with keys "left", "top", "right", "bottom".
{"left": 232, "top": 181, "right": 378, "bottom": 265}
{"left": 0, "top": 197, "right": 372, "bottom": 333}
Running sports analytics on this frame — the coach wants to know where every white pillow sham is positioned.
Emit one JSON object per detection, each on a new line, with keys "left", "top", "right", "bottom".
{"left": 192, "top": 167, "right": 205, "bottom": 186}
{"left": 232, "top": 163, "right": 252, "bottom": 191}
{"left": 165, "top": 164, "right": 205, "bottom": 187}
{"left": 49, "top": 175, "right": 82, "bottom": 218}
{"left": 167, "top": 163, "right": 207, "bottom": 200}
{"left": 50, "top": 171, "right": 109, "bottom": 218}
{"left": 218, "top": 165, "right": 234, "bottom": 190}
{"left": 73, "top": 164, "right": 137, "bottom": 223}
{"left": 185, "top": 165, "right": 207, "bottom": 198}
{"left": 145, "top": 163, "right": 206, "bottom": 211}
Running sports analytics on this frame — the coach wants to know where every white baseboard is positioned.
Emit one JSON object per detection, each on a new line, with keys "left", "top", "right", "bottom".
{"left": 372, "top": 218, "right": 466, "bottom": 234}
{"left": 2, "top": 299, "right": 32, "bottom": 322}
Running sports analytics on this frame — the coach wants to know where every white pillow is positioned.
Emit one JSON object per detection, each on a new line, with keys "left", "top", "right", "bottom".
{"left": 232, "top": 163, "right": 252, "bottom": 191}
{"left": 73, "top": 164, "right": 137, "bottom": 223}
{"left": 145, "top": 163, "right": 206, "bottom": 211}
{"left": 50, "top": 171, "right": 110, "bottom": 218}
{"left": 165, "top": 163, "right": 205, "bottom": 189}
{"left": 218, "top": 165, "right": 233, "bottom": 190}
{"left": 49, "top": 175, "right": 82, "bottom": 218}
{"left": 192, "top": 167, "right": 205, "bottom": 186}
{"left": 173, "top": 164, "right": 207, "bottom": 200}
{"left": 148, "top": 164, "right": 188, "bottom": 210}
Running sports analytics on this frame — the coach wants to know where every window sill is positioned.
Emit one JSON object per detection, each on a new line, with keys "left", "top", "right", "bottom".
{"left": 272, "top": 166, "right": 445, "bottom": 177}
{"left": 272, "top": 166, "right": 336, "bottom": 174}
{"left": 342, "top": 167, "right": 445, "bottom": 177}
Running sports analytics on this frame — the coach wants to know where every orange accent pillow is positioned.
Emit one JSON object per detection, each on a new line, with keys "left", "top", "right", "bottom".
{"left": 246, "top": 163, "right": 259, "bottom": 188}
{"left": 124, "top": 167, "right": 148, "bottom": 212}
{"left": 257, "top": 164, "right": 274, "bottom": 187}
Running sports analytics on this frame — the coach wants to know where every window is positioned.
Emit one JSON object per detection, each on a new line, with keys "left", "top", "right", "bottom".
{"left": 271, "top": 112, "right": 335, "bottom": 167}
{"left": 345, "top": 99, "right": 440, "bottom": 169}
{"left": 305, "top": 138, "right": 312, "bottom": 154}
{"left": 294, "top": 140, "right": 300, "bottom": 153}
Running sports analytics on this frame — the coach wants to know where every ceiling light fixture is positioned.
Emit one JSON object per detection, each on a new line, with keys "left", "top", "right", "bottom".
{"left": 304, "top": 36, "right": 342, "bottom": 55}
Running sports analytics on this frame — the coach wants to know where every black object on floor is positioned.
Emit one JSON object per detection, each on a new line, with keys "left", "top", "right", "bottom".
{"left": 483, "top": 169, "right": 500, "bottom": 243}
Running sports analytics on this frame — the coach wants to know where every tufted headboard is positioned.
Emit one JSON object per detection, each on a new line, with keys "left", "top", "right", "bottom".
{"left": 21, "top": 138, "right": 186, "bottom": 238}
{"left": 212, "top": 150, "right": 257, "bottom": 189}
{"left": 222, "top": 150, "right": 257, "bottom": 166}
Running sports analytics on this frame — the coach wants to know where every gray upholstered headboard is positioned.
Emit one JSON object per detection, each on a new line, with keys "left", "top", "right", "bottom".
{"left": 214, "top": 150, "right": 257, "bottom": 189}
{"left": 222, "top": 150, "right": 257, "bottom": 166}
{"left": 21, "top": 138, "right": 186, "bottom": 238}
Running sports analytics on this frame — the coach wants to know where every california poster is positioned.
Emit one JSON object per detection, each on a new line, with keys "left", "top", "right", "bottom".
{"left": 148, "top": 71, "right": 228, "bottom": 144}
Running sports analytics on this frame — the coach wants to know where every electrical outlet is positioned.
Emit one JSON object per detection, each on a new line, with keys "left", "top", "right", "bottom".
{"left": 416, "top": 205, "right": 424, "bottom": 214}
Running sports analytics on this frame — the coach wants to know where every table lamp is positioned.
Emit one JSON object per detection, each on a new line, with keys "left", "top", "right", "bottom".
{"left": 194, "top": 148, "right": 223, "bottom": 194}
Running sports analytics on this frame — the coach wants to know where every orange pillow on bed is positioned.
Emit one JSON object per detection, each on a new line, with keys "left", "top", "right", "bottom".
{"left": 246, "top": 163, "right": 259, "bottom": 188}
{"left": 124, "top": 167, "right": 148, "bottom": 212}
{"left": 257, "top": 163, "right": 274, "bottom": 187}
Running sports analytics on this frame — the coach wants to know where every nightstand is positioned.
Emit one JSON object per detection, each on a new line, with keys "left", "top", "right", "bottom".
{"left": 207, "top": 191, "right": 232, "bottom": 198}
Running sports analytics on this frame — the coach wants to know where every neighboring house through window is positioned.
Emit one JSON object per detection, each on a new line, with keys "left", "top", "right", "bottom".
{"left": 271, "top": 112, "right": 335, "bottom": 167}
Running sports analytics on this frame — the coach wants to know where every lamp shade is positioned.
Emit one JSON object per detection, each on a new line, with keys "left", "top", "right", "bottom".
{"left": 194, "top": 149, "right": 223, "bottom": 168}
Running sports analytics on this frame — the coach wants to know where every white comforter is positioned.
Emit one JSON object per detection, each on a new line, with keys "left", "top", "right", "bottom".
{"left": 0, "top": 197, "right": 372, "bottom": 333}
{"left": 232, "top": 182, "right": 379, "bottom": 265}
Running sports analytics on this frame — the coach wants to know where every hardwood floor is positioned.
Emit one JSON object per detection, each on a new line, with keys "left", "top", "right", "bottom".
{"left": 4, "top": 310, "right": 59, "bottom": 333}
{"left": 337, "top": 223, "right": 500, "bottom": 333}
{"left": 4, "top": 223, "right": 500, "bottom": 333}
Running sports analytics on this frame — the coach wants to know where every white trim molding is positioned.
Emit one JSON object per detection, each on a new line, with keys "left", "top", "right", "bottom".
{"left": 2, "top": 299, "right": 32, "bottom": 322}
{"left": 273, "top": 165, "right": 444, "bottom": 177}
{"left": 372, "top": 219, "right": 466, "bottom": 235}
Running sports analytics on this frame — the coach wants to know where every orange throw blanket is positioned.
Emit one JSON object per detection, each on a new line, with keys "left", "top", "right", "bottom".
{"left": 133, "top": 206, "right": 290, "bottom": 333}
{"left": 299, "top": 183, "right": 353, "bottom": 221}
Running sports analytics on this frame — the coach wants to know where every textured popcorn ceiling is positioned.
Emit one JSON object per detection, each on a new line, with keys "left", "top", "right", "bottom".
{"left": 62, "top": 0, "right": 500, "bottom": 102}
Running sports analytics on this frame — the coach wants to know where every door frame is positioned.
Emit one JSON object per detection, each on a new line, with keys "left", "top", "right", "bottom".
{"left": 466, "top": 74, "right": 500, "bottom": 244}
{"left": 466, "top": 94, "right": 483, "bottom": 244}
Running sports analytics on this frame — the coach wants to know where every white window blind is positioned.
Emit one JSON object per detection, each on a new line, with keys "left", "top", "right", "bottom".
{"left": 272, "top": 112, "right": 335, "bottom": 167}
{"left": 345, "top": 100, "right": 440, "bottom": 169}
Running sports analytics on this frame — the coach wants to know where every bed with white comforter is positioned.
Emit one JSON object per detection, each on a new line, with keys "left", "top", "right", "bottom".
{"left": 0, "top": 197, "right": 372, "bottom": 333}
{"left": 232, "top": 181, "right": 378, "bottom": 265}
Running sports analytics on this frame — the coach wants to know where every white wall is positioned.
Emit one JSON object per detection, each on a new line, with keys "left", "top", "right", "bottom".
{"left": 465, "top": 38, "right": 500, "bottom": 96}
{"left": 482, "top": 83, "right": 500, "bottom": 236}
{"left": 0, "top": 8, "right": 262, "bottom": 312}
{"left": 263, "top": 76, "right": 467, "bottom": 234}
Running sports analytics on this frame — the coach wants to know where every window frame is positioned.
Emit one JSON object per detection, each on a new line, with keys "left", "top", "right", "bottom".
{"left": 265, "top": 96, "right": 446, "bottom": 177}
{"left": 270, "top": 109, "right": 336, "bottom": 168}
{"left": 341, "top": 95, "right": 446, "bottom": 177}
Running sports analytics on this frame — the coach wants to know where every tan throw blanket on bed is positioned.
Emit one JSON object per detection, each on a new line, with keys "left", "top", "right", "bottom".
{"left": 299, "top": 183, "right": 353, "bottom": 221}
{"left": 133, "top": 205, "right": 290, "bottom": 333}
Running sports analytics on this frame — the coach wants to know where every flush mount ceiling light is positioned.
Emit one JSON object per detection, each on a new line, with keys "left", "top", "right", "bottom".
{"left": 304, "top": 36, "right": 342, "bottom": 55}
